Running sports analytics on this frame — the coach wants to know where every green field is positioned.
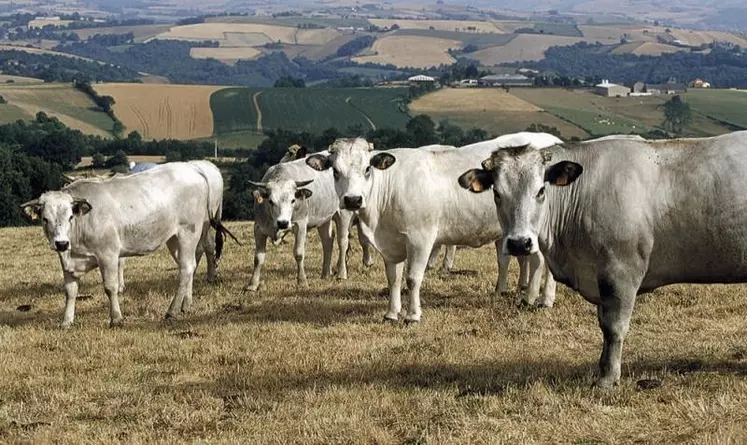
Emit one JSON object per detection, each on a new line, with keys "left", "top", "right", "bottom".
{"left": 512, "top": 88, "right": 735, "bottom": 137}
{"left": 210, "top": 87, "right": 411, "bottom": 136}
{"left": 532, "top": 22, "right": 583, "bottom": 37}
{"left": 685, "top": 89, "right": 747, "bottom": 130}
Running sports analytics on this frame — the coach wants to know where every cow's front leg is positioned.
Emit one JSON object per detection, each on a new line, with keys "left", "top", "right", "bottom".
{"left": 166, "top": 234, "right": 199, "bottom": 317}
{"left": 293, "top": 223, "right": 308, "bottom": 287}
{"left": 334, "top": 212, "right": 351, "bottom": 279}
{"left": 383, "top": 261, "right": 404, "bottom": 321}
{"left": 523, "top": 252, "right": 544, "bottom": 305}
{"left": 539, "top": 262, "right": 557, "bottom": 308}
{"left": 495, "top": 240, "right": 510, "bottom": 297}
{"left": 245, "top": 228, "right": 267, "bottom": 292}
{"left": 403, "top": 242, "right": 433, "bottom": 323}
{"left": 60, "top": 271, "right": 79, "bottom": 329}
{"left": 595, "top": 278, "right": 637, "bottom": 388}
{"left": 318, "top": 220, "right": 334, "bottom": 279}
{"left": 358, "top": 223, "right": 374, "bottom": 268}
{"left": 99, "top": 255, "right": 124, "bottom": 327}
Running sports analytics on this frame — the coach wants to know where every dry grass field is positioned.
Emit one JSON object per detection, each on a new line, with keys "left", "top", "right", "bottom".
{"left": 668, "top": 29, "right": 747, "bottom": 47}
{"left": 189, "top": 47, "right": 262, "bottom": 65}
{"left": 74, "top": 24, "right": 173, "bottom": 43}
{"left": 0, "top": 83, "right": 114, "bottom": 136}
{"left": 410, "top": 88, "right": 588, "bottom": 140}
{"left": 352, "top": 35, "right": 459, "bottom": 69}
{"left": 93, "top": 83, "right": 225, "bottom": 140}
{"left": 611, "top": 42, "right": 683, "bottom": 56}
{"left": 369, "top": 19, "right": 504, "bottom": 33}
{"left": 468, "top": 34, "right": 585, "bottom": 65}
{"left": 1, "top": 221, "right": 747, "bottom": 443}
{"left": 154, "top": 23, "right": 340, "bottom": 47}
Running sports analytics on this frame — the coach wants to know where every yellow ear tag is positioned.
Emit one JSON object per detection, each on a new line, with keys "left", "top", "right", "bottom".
{"left": 256, "top": 196, "right": 264, "bottom": 204}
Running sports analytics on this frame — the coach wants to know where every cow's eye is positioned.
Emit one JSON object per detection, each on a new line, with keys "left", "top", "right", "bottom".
{"left": 291, "top": 199, "right": 296, "bottom": 204}
{"left": 536, "top": 187, "right": 546, "bottom": 199}
{"left": 42, "top": 217, "right": 49, "bottom": 224}
{"left": 69, "top": 215, "right": 73, "bottom": 221}
{"left": 268, "top": 200, "right": 275, "bottom": 207}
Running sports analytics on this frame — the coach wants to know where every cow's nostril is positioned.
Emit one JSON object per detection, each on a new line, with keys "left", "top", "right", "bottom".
{"left": 343, "top": 196, "right": 363, "bottom": 210}
{"left": 277, "top": 220, "right": 289, "bottom": 230}
{"left": 506, "top": 237, "right": 532, "bottom": 256}
{"left": 55, "top": 241, "right": 69, "bottom": 252}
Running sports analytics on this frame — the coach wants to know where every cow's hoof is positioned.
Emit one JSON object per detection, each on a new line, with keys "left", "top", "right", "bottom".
{"left": 404, "top": 318, "right": 420, "bottom": 326}
{"left": 243, "top": 285, "right": 259, "bottom": 293}
{"left": 592, "top": 377, "right": 619, "bottom": 389}
{"left": 109, "top": 318, "right": 124, "bottom": 328}
{"left": 382, "top": 316, "right": 398, "bottom": 324}
{"left": 536, "top": 303, "right": 553, "bottom": 309}
{"left": 59, "top": 321, "right": 73, "bottom": 330}
{"left": 206, "top": 277, "right": 217, "bottom": 284}
{"left": 363, "top": 261, "right": 374, "bottom": 268}
{"left": 164, "top": 313, "right": 179, "bottom": 323}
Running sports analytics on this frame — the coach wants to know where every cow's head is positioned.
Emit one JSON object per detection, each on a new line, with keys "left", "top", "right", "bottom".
{"left": 21, "top": 191, "right": 92, "bottom": 253}
{"left": 249, "top": 179, "right": 313, "bottom": 239}
{"left": 458, "top": 145, "right": 582, "bottom": 256}
{"left": 305, "top": 137, "right": 393, "bottom": 211}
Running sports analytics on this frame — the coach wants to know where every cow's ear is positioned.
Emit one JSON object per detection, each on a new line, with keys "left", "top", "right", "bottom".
{"left": 296, "top": 188, "right": 313, "bottom": 200}
{"left": 295, "top": 145, "right": 308, "bottom": 159}
{"left": 458, "top": 169, "right": 493, "bottom": 193}
{"left": 252, "top": 189, "right": 266, "bottom": 204}
{"left": 21, "top": 199, "right": 41, "bottom": 221}
{"left": 545, "top": 161, "right": 583, "bottom": 187}
{"left": 370, "top": 153, "right": 395, "bottom": 170}
{"left": 306, "top": 154, "right": 331, "bottom": 171}
{"left": 72, "top": 199, "right": 92, "bottom": 216}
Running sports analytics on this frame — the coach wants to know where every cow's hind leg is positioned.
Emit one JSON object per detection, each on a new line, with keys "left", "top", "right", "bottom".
{"left": 202, "top": 223, "right": 218, "bottom": 283}
{"left": 99, "top": 255, "right": 124, "bottom": 327}
{"left": 293, "top": 222, "right": 309, "bottom": 288}
{"left": 245, "top": 228, "right": 267, "bottom": 292}
{"left": 165, "top": 233, "right": 199, "bottom": 318}
{"left": 117, "top": 258, "right": 126, "bottom": 294}
{"left": 383, "top": 261, "right": 405, "bottom": 321}
{"left": 427, "top": 245, "right": 441, "bottom": 271}
{"left": 443, "top": 245, "right": 456, "bottom": 272}
{"left": 318, "top": 220, "right": 334, "bottom": 279}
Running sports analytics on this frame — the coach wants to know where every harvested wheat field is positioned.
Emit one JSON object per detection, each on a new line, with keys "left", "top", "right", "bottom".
{"left": 369, "top": 19, "right": 503, "bottom": 33}
{"left": 0, "top": 83, "right": 114, "bottom": 136}
{"left": 411, "top": 88, "right": 540, "bottom": 113}
{"left": 1, "top": 221, "right": 747, "bottom": 443}
{"left": 94, "top": 83, "right": 226, "bottom": 140}
{"left": 669, "top": 29, "right": 747, "bottom": 47}
{"left": 155, "top": 23, "right": 339, "bottom": 47}
{"left": 353, "top": 35, "right": 459, "bottom": 69}
{"left": 469, "top": 34, "right": 584, "bottom": 64}
{"left": 612, "top": 41, "right": 683, "bottom": 56}
{"left": 189, "top": 47, "right": 262, "bottom": 64}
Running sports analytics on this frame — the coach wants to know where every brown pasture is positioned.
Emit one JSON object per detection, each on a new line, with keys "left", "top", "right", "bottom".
{"left": 1, "top": 221, "right": 746, "bottom": 443}
{"left": 352, "top": 35, "right": 459, "bottom": 69}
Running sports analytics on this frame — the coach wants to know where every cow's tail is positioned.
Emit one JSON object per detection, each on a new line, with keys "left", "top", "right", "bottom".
{"left": 192, "top": 162, "right": 242, "bottom": 264}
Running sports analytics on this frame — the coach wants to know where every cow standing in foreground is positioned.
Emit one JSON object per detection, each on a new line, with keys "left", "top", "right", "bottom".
{"left": 21, "top": 161, "right": 228, "bottom": 327}
{"left": 246, "top": 151, "right": 372, "bottom": 291}
{"left": 459, "top": 131, "right": 747, "bottom": 387}
{"left": 306, "top": 133, "right": 561, "bottom": 323}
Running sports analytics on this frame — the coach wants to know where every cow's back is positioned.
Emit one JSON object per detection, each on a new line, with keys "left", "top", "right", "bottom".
{"left": 67, "top": 162, "right": 210, "bottom": 256}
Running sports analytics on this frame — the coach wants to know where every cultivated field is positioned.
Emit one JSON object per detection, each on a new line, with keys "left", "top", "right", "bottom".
{"left": 154, "top": 23, "right": 340, "bottom": 47}
{"left": 685, "top": 89, "right": 747, "bottom": 130}
{"left": 210, "top": 87, "right": 410, "bottom": 135}
{"left": 369, "top": 19, "right": 504, "bottom": 33}
{"left": 468, "top": 34, "right": 585, "bottom": 65}
{"left": 74, "top": 24, "right": 174, "bottom": 43}
{"left": 94, "top": 83, "right": 226, "bottom": 140}
{"left": 0, "top": 83, "right": 115, "bottom": 136}
{"left": 2, "top": 222, "right": 747, "bottom": 443}
{"left": 189, "top": 47, "right": 262, "bottom": 65}
{"left": 409, "top": 88, "right": 588, "bottom": 139}
{"left": 352, "top": 35, "right": 459, "bottom": 69}
{"left": 611, "top": 42, "right": 683, "bottom": 56}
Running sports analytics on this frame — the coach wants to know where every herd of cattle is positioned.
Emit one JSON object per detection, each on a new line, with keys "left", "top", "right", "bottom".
{"left": 19, "top": 130, "right": 747, "bottom": 388}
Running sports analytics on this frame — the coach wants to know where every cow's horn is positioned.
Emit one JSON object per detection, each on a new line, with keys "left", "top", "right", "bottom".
{"left": 247, "top": 180, "right": 267, "bottom": 188}
{"left": 20, "top": 198, "right": 40, "bottom": 208}
{"left": 61, "top": 173, "right": 76, "bottom": 184}
{"left": 296, "top": 179, "right": 313, "bottom": 188}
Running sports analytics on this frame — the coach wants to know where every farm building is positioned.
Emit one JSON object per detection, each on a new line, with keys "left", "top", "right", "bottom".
{"left": 690, "top": 78, "right": 711, "bottom": 88}
{"left": 595, "top": 80, "right": 631, "bottom": 97}
{"left": 408, "top": 75, "right": 436, "bottom": 84}
{"left": 645, "top": 82, "right": 687, "bottom": 95}
{"left": 478, "top": 74, "right": 532, "bottom": 87}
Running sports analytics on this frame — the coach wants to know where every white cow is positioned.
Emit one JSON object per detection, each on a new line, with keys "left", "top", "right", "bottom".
{"left": 305, "top": 133, "right": 562, "bottom": 323}
{"left": 246, "top": 151, "right": 372, "bottom": 291}
{"left": 21, "top": 161, "right": 228, "bottom": 327}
